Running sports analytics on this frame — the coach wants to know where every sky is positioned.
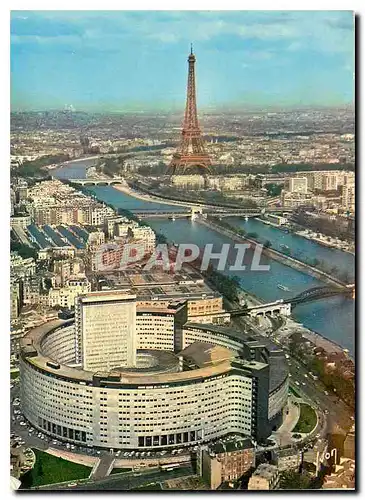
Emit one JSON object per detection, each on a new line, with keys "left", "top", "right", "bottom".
{"left": 10, "top": 10, "right": 355, "bottom": 112}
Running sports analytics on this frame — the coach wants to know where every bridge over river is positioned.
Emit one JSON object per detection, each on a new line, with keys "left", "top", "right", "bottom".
{"left": 229, "top": 284, "right": 354, "bottom": 317}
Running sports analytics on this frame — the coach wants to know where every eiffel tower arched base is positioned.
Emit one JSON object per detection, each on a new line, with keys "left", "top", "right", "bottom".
{"left": 167, "top": 156, "right": 212, "bottom": 177}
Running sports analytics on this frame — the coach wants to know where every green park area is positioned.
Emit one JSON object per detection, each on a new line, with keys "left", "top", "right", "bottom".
{"left": 293, "top": 404, "right": 317, "bottom": 434}
{"left": 110, "top": 467, "right": 133, "bottom": 474}
{"left": 21, "top": 449, "right": 91, "bottom": 488}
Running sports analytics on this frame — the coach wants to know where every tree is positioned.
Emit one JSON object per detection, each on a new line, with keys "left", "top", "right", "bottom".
{"left": 10, "top": 241, "right": 37, "bottom": 260}
{"left": 266, "top": 183, "right": 284, "bottom": 197}
{"left": 246, "top": 232, "right": 258, "bottom": 239}
{"left": 156, "top": 233, "right": 168, "bottom": 245}
{"left": 280, "top": 471, "right": 312, "bottom": 490}
{"left": 14, "top": 154, "right": 70, "bottom": 178}
{"left": 263, "top": 239, "right": 272, "bottom": 248}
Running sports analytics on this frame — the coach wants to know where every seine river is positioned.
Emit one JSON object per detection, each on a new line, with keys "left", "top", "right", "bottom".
{"left": 54, "top": 160, "right": 355, "bottom": 355}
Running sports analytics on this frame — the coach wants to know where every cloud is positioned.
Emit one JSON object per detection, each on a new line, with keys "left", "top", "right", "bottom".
{"left": 10, "top": 10, "right": 354, "bottom": 58}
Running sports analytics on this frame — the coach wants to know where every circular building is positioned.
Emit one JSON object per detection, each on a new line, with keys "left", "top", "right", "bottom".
{"left": 20, "top": 292, "right": 288, "bottom": 451}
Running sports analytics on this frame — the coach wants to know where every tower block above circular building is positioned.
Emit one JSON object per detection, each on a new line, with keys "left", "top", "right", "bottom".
{"left": 75, "top": 290, "right": 137, "bottom": 371}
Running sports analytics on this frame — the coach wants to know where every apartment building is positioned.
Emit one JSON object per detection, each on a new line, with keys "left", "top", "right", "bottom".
{"left": 75, "top": 291, "right": 137, "bottom": 370}
{"left": 48, "top": 277, "right": 91, "bottom": 309}
{"left": 288, "top": 177, "right": 308, "bottom": 194}
{"left": 248, "top": 464, "right": 280, "bottom": 490}
{"left": 201, "top": 438, "right": 255, "bottom": 489}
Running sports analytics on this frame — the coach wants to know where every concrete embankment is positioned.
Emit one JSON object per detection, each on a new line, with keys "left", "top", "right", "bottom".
{"left": 197, "top": 218, "right": 348, "bottom": 289}
{"left": 113, "top": 184, "right": 193, "bottom": 208}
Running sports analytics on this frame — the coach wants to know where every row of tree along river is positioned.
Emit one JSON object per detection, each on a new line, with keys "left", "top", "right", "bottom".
{"left": 54, "top": 160, "right": 355, "bottom": 355}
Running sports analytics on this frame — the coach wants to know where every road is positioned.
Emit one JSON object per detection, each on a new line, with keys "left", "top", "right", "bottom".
{"left": 43, "top": 465, "right": 194, "bottom": 491}
{"left": 91, "top": 455, "right": 115, "bottom": 480}
{"left": 286, "top": 355, "right": 353, "bottom": 435}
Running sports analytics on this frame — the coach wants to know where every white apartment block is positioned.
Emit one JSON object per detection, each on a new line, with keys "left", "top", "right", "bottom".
{"left": 130, "top": 226, "right": 156, "bottom": 253}
{"left": 288, "top": 177, "right": 308, "bottom": 194}
{"left": 48, "top": 278, "right": 91, "bottom": 309}
{"left": 10, "top": 215, "right": 32, "bottom": 229}
{"left": 91, "top": 205, "right": 115, "bottom": 226}
{"left": 11, "top": 253, "right": 36, "bottom": 279}
{"left": 136, "top": 309, "right": 175, "bottom": 351}
{"left": 75, "top": 291, "right": 137, "bottom": 371}
{"left": 105, "top": 216, "right": 130, "bottom": 238}
{"left": 341, "top": 185, "right": 355, "bottom": 212}
{"left": 322, "top": 174, "right": 338, "bottom": 191}
{"left": 281, "top": 190, "right": 313, "bottom": 208}
{"left": 293, "top": 170, "right": 354, "bottom": 191}
{"left": 171, "top": 175, "right": 206, "bottom": 189}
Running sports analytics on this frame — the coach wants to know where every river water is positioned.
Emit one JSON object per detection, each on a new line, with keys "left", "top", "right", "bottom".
{"left": 53, "top": 161, "right": 355, "bottom": 355}
{"left": 227, "top": 217, "right": 354, "bottom": 282}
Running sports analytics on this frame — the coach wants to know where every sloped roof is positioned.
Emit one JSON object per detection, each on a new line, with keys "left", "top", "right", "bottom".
{"left": 179, "top": 342, "right": 235, "bottom": 367}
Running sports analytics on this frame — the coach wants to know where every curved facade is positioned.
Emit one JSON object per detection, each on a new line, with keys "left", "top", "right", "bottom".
{"left": 20, "top": 318, "right": 288, "bottom": 450}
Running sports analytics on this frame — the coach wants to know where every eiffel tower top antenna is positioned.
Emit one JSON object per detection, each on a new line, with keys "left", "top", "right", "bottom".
{"left": 190, "top": 43, "right": 193, "bottom": 55}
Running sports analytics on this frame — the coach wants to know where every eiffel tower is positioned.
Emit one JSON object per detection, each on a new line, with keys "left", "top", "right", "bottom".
{"left": 168, "top": 45, "right": 212, "bottom": 176}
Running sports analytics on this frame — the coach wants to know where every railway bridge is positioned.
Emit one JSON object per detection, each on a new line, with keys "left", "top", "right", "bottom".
{"left": 229, "top": 285, "right": 354, "bottom": 318}
{"left": 283, "top": 284, "right": 354, "bottom": 307}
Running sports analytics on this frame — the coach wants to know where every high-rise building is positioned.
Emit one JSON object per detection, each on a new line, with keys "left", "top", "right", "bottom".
{"left": 10, "top": 189, "right": 16, "bottom": 216}
{"left": 75, "top": 290, "right": 137, "bottom": 371}
{"left": 322, "top": 174, "right": 338, "bottom": 191}
{"left": 10, "top": 278, "right": 21, "bottom": 321}
{"left": 341, "top": 184, "right": 355, "bottom": 212}
{"left": 22, "top": 276, "right": 42, "bottom": 305}
{"left": 288, "top": 177, "right": 308, "bottom": 194}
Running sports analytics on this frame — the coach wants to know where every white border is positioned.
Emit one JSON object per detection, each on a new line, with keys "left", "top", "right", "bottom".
{"left": 2, "top": 2, "right": 361, "bottom": 499}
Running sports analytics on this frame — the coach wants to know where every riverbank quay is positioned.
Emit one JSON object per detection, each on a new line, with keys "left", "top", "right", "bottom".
{"left": 259, "top": 216, "right": 355, "bottom": 255}
{"left": 197, "top": 217, "right": 350, "bottom": 290}
{"left": 44, "top": 155, "right": 101, "bottom": 174}
{"left": 128, "top": 179, "right": 262, "bottom": 211}
{"left": 113, "top": 184, "right": 194, "bottom": 208}
{"left": 295, "top": 230, "right": 355, "bottom": 256}
{"left": 274, "top": 316, "right": 352, "bottom": 358}
{"left": 61, "top": 155, "right": 101, "bottom": 165}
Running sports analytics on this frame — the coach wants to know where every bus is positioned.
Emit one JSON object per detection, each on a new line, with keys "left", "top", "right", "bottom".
{"left": 160, "top": 463, "right": 183, "bottom": 472}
